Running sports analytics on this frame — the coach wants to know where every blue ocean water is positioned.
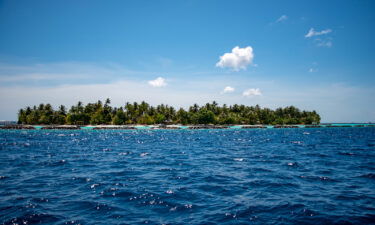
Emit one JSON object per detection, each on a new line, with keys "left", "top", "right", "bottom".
{"left": 0, "top": 128, "right": 374, "bottom": 224}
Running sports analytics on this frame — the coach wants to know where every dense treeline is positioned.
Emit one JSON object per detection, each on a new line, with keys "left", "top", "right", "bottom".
{"left": 18, "top": 99, "right": 321, "bottom": 125}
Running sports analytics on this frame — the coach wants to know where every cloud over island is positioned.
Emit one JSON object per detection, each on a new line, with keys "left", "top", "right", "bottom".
{"left": 221, "top": 86, "right": 235, "bottom": 94}
{"left": 148, "top": 77, "right": 167, "bottom": 87}
{"left": 216, "top": 46, "right": 254, "bottom": 71}
{"left": 243, "top": 88, "right": 262, "bottom": 97}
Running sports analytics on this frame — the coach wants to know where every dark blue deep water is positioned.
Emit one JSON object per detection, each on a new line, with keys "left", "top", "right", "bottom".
{"left": 1, "top": 128, "right": 375, "bottom": 225}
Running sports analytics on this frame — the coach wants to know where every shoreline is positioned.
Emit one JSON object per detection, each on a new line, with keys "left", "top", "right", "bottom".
{"left": 0, "top": 124, "right": 374, "bottom": 130}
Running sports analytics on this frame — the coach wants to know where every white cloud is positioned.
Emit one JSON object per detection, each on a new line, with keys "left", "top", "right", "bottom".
{"left": 216, "top": 46, "right": 254, "bottom": 71}
{"left": 222, "top": 86, "right": 235, "bottom": 94}
{"left": 243, "top": 88, "right": 262, "bottom": 97}
{"left": 148, "top": 77, "right": 167, "bottom": 87}
{"left": 305, "top": 28, "right": 332, "bottom": 38}
{"left": 276, "top": 15, "right": 288, "bottom": 23}
{"left": 315, "top": 38, "right": 332, "bottom": 47}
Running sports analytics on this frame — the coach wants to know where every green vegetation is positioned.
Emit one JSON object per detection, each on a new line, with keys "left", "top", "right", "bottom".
{"left": 17, "top": 99, "right": 321, "bottom": 125}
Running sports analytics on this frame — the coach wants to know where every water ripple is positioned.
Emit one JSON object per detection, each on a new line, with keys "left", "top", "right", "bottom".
{"left": 0, "top": 128, "right": 374, "bottom": 224}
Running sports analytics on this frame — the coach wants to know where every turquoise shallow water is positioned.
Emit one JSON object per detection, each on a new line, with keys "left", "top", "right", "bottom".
{"left": 330, "top": 123, "right": 370, "bottom": 126}
{"left": 75, "top": 123, "right": 374, "bottom": 130}
{"left": 134, "top": 126, "right": 151, "bottom": 130}
{"left": 80, "top": 126, "right": 95, "bottom": 130}
{"left": 0, "top": 128, "right": 374, "bottom": 224}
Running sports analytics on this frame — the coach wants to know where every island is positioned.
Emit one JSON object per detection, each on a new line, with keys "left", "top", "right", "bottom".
{"left": 15, "top": 98, "right": 320, "bottom": 126}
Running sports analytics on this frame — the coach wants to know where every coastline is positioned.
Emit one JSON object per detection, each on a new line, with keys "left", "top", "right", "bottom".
{"left": 1, "top": 123, "right": 374, "bottom": 130}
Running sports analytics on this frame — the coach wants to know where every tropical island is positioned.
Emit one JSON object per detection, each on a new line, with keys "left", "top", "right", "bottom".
{"left": 16, "top": 98, "right": 321, "bottom": 125}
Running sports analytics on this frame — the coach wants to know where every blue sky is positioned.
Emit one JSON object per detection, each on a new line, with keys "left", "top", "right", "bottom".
{"left": 0, "top": 0, "right": 374, "bottom": 122}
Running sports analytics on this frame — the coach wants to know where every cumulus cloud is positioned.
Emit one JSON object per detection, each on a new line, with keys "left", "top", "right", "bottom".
{"left": 216, "top": 46, "right": 254, "bottom": 71}
{"left": 243, "top": 88, "right": 262, "bottom": 97}
{"left": 276, "top": 15, "right": 288, "bottom": 23}
{"left": 148, "top": 77, "right": 167, "bottom": 87}
{"left": 305, "top": 28, "right": 332, "bottom": 38}
{"left": 222, "top": 86, "right": 235, "bottom": 94}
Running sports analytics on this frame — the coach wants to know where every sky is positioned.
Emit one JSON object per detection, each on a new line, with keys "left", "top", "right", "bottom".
{"left": 0, "top": 0, "right": 374, "bottom": 122}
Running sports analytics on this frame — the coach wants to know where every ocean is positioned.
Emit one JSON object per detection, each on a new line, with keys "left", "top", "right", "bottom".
{"left": 0, "top": 128, "right": 374, "bottom": 224}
